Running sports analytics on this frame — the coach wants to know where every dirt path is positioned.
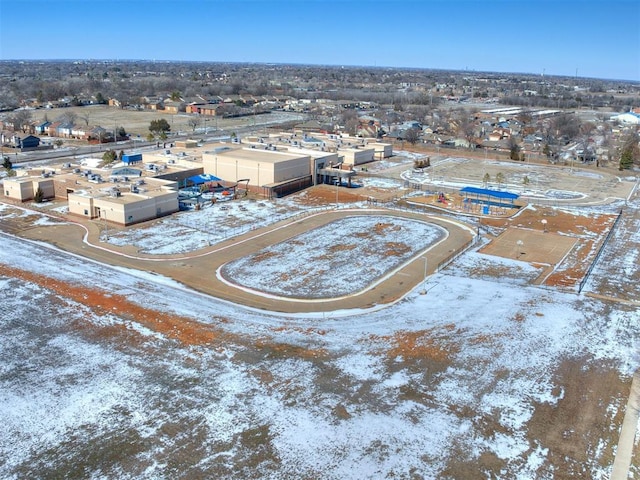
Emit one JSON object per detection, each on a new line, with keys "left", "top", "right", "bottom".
{"left": 9, "top": 207, "right": 475, "bottom": 314}
{"left": 584, "top": 292, "right": 640, "bottom": 307}
{"left": 610, "top": 369, "right": 640, "bottom": 480}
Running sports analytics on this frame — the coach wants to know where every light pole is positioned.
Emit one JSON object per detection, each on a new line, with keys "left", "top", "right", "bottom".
{"left": 420, "top": 256, "right": 428, "bottom": 294}
{"left": 101, "top": 210, "right": 108, "bottom": 241}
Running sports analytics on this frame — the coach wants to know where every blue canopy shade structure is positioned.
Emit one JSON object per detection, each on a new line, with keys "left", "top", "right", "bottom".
{"left": 460, "top": 186, "right": 519, "bottom": 201}
{"left": 187, "top": 174, "right": 222, "bottom": 185}
{"left": 459, "top": 186, "right": 521, "bottom": 213}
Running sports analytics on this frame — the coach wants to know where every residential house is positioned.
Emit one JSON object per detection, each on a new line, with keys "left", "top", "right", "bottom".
{"left": 88, "top": 126, "right": 110, "bottom": 143}
{"left": 0, "top": 118, "right": 17, "bottom": 132}
{"left": 9, "top": 134, "right": 41, "bottom": 149}
{"left": 46, "top": 121, "right": 62, "bottom": 137}
{"left": 220, "top": 94, "right": 246, "bottom": 106}
{"left": 34, "top": 121, "right": 51, "bottom": 135}
{"left": 162, "top": 99, "right": 183, "bottom": 114}
{"left": 142, "top": 96, "right": 164, "bottom": 111}
{"left": 71, "top": 125, "right": 90, "bottom": 140}
{"left": 185, "top": 103, "right": 222, "bottom": 116}
{"left": 57, "top": 122, "right": 75, "bottom": 138}
{"left": 489, "top": 128, "right": 511, "bottom": 142}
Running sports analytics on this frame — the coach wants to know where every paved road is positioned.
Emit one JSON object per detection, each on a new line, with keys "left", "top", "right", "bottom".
{"left": 10, "top": 206, "right": 475, "bottom": 314}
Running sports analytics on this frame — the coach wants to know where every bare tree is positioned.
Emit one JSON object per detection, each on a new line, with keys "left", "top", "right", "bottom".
{"left": 551, "top": 113, "right": 581, "bottom": 143}
{"left": 80, "top": 111, "right": 90, "bottom": 127}
{"left": 58, "top": 111, "right": 77, "bottom": 125}
{"left": 452, "top": 108, "right": 475, "bottom": 148}
{"left": 187, "top": 116, "right": 200, "bottom": 132}
{"left": 517, "top": 108, "right": 533, "bottom": 126}
{"left": 8, "top": 109, "right": 33, "bottom": 132}
{"left": 404, "top": 127, "right": 421, "bottom": 145}
{"left": 340, "top": 109, "right": 359, "bottom": 136}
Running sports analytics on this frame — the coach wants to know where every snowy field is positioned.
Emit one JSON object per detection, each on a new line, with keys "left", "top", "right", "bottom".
{"left": 399, "top": 156, "right": 630, "bottom": 205}
{"left": 221, "top": 215, "right": 445, "bottom": 299}
{"left": 103, "top": 197, "right": 323, "bottom": 255}
{"left": 1, "top": 190, "right": 639, "bottom": 478}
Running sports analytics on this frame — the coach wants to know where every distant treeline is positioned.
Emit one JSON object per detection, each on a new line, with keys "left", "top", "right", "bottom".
{"left": 0, "top": 60, "right": 637, "bottom": 112}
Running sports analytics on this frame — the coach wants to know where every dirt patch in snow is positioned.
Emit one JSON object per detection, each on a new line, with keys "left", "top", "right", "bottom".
{"left": 0, "top": 264, "right": 235, "bottom": 348}
{"left": 287, "top": 184, "right": 394, "bottom": 205}
{"left": 526, "top": 357, "right": 629, "bottom": 479}
{"left": 372, "top": 324, "right": 460, "bottom": 364}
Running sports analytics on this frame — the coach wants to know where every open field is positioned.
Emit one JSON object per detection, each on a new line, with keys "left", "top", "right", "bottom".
{"left": 0, "top": 149, "right": 639, "bottom": 478}
{"left": 30, "top": 104, "right": 305, "bottom": 138}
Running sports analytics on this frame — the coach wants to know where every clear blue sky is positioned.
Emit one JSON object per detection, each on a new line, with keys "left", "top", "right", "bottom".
{"left": 1, "top": 0, "right": 638, "bottom": 81}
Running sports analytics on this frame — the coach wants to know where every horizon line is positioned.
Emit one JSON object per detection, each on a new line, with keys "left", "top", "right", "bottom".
{"left": 0, "top": 58, "right": 638, "bottom": 84}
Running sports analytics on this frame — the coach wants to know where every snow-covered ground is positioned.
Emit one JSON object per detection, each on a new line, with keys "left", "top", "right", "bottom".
{"left": 103, "top": 197, "right": 316, "bottom": 255}
{"left": 221, "top": 215, "right": 445, "bottom": 299}
{"left": 1, "top": 190, "right": 639, "bottom": 478}
{"left": 398, "top": 156, "right": 632, "bottom": 205}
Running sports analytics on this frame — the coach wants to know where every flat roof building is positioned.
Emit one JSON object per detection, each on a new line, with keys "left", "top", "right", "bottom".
{"left": 202, "top": 147, "right": 312, "bottom": 198}
{"left": 338, "top": 146, "right": 375, "bottom": 166}
{"left": 67, "top": 179, "right": 179, "bottom": 226}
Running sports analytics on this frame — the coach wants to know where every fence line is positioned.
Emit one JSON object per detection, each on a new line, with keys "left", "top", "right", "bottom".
{"left": 437, "top": 236, "right": 477, "bottom": 271}
{"left": 578, "top": 208, "right": 624, "bottom": 293}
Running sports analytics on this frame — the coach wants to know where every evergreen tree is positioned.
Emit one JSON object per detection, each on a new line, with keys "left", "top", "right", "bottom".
{"left": 103, "top": 150, "right": 117, "bottom": 164}
{"left": 619, "top": 149, "right": 634, "bottom": 170}
{"left": 618, "top": 131, "right": 639, "bottom": 170}
{"left": 510, "top": 142, "right": 521, "bottom": 161}
{"left": 149, "top": 119, "right": 171, "bottom": 137}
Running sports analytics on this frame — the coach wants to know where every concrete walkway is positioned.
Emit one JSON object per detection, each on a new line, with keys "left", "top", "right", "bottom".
{"left": 610, "top": 369, "right": 640, "bottom": 480}
{"left": 10, "top": 206, "right": 475, "bottom": 314}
